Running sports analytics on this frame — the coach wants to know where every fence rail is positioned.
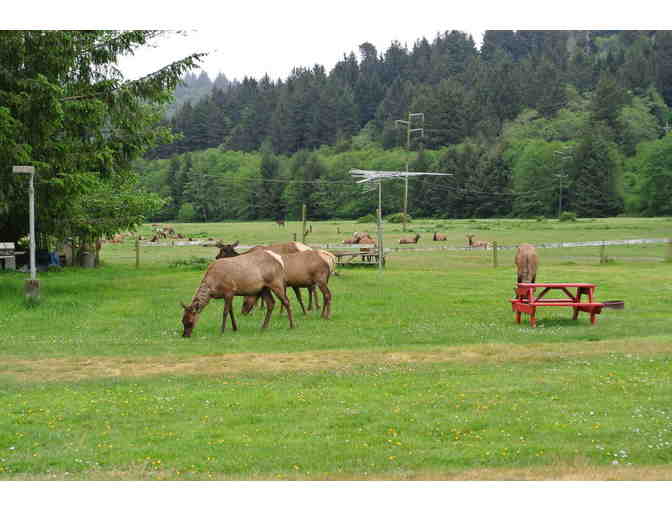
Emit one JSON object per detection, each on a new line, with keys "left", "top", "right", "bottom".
{"left": 140, "top": 238, "right": 670, "bottom": 253}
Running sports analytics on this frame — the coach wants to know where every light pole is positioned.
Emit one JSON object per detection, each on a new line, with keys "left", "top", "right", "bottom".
{"left": 12, "top": 165, "right": 39, "bottom": 300}
{"left": 395, "top": 113, "right": 424, "bottom": 232}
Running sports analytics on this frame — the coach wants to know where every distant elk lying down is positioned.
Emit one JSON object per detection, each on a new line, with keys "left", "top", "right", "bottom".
{"left": 433, "top": 232, "right": 447, "bottom": 241}
{"left": 515, "top": 243, "right": 538, "bottom": 284}
{"left": 180, "top": 249, "right": 294, "bottom": 337}
{"left": 466, "top": 234, "right": 489, "bottom": 249}
{"left": 399, "top": 233, "right": 420, "bottom": 244}
{"left": 242, "top": 249, "right": 334, "bottom": 319}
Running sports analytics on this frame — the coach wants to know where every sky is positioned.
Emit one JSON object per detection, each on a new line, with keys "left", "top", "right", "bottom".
{"left": 6, "top": 1, "right": 670, "bottom": 83}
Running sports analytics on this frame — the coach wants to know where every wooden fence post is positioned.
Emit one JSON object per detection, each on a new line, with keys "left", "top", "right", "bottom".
{"left": 301, "top": 204, "right": 307, "bottom": 243}
{"left": 667, "top": 238, "right": 672, "bottom": 263}
{"left": 600, "top": 242, "right": 606, "bottom": 264}
{"left": 135, "top": 236, "right": 140, "bottom": 269}
{"left": 492, "top": 241, "right": 498, "bottom": 268}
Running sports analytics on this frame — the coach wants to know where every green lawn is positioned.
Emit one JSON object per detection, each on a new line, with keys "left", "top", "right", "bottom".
{"left": 1, "top": 217, "right": 671, "bottom": 480}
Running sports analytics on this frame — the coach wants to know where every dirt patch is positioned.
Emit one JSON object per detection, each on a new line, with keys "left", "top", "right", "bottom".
{"left": 2, "top": 339, "right": 672, "bottom": 383}
{"left": 3, "top": 461, "right": 671, "bottom": 481}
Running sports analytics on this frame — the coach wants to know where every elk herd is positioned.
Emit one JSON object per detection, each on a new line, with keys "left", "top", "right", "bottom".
{"left": 181, "top": 240, "right": 335, "bottom": 337}
{"left": 179, "top": 227, "right": 539, "bottom": 338}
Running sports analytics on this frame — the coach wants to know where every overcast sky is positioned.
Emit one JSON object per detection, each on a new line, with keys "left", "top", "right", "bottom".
{"left": 7, "top": 1, "right": 668, "bottom": 82}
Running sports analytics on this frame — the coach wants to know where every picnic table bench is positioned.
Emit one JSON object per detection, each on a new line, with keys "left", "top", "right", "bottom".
{"left": 510, "top": 283, "right": 604, "bottom": 327}
{"left": 0, "top": 242, "right": 25, "bottom": 271}
{"left": 319, "top": 244, "right": 384, "bottom": 266}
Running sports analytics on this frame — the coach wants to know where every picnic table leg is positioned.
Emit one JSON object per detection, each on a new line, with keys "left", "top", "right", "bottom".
{"left": 572, "top": 307, "right": 580, "bottom": 320}
{"left": 530, "top": 309, "right": 537, "bottom": 328}
{"left": 515, "top": 310, "right": 521, "bottom": 324}
{"left": 590, "top": 312, "right": 597, "bottom": 325}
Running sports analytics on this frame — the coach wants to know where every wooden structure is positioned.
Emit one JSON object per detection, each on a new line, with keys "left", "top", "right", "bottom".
{"left": 318, "top": 244, "right": 384, "bottom": 266}
{"left": 510, "top": 283, "right": 604, "bottom": 327}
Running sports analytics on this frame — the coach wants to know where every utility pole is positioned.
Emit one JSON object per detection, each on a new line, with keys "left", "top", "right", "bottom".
{"left": 13, "top": 166, "right": 39, "bottom": 301}
{"left": 350, "top": 168, "right": 452, "bottom": 272}
{"left": 554, "top": 148, "right": 572, "bottom": 219}
{"left": 395, "top": 113, "right": 424, "bottom": 232}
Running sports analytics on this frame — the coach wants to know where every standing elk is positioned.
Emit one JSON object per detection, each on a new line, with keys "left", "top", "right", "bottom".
{"left": 242, "top": 249, "right": 334, "bottom": 319}
{"left": 515, "top": 243, "right": 538, "bottom": 284}
{"left": 180, "top": 249, "right": 294, "bottom": 337}
{"left": 214, "top": 240, "right": 322, "bottom": 311}
{"left": 399, "top": 233, "right": 421, "bottom": 244}
{"left": 466, "top": 234, "right": 489, "bottom": 249}
{"left": 433, "top": 232, "right": 447, "bottom": 241}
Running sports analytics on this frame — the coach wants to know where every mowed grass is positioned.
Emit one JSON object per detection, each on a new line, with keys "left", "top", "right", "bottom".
{"left": 1, "top": 217, "right": 671, "bottom": 480}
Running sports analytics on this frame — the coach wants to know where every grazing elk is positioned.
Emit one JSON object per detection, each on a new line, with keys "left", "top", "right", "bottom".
{"left": 399, "top": 233, "right": 421, "bottom": 244}
{"left": 242, "top": 249, "right": 334, "bottom": 319}
{"left": 180, "top": 249, "right": 294, "bottom": 337}
{"left": 515, "top": 243, "right": 538, "bottom": 284}
{"left": 275, "top": 219, "right": 286, "bottom": 227}
{"left": 433, "top": 232, "right": 447, "bottom": 241}
{"left": 466, "top": 234, "right": 489, "bottom": 249}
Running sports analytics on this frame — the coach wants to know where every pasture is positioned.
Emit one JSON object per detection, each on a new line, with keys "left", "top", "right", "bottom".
{"left": 1, "top": 217, "right": 671, "bottom": 480}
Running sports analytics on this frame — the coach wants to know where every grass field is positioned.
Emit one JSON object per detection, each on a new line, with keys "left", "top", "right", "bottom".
{"left": 1, "top": 217, "right": 671, "bottom": 480}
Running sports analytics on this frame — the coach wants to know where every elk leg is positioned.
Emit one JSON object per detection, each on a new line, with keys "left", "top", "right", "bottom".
{"left": 270, "top": 284, "right": 294, "bottom": 329}
{"left": 292, "top": 286, "right": 307, "bottom": 314}
{"left": 221, "top": 296, "right": 233, "bottom": 332}
{"left": 309, "top": 284, "right": 320, "bottom": 310}
{"left": 260, "top": 288, "right": 275, "bottom": 329}
{"left": 317, "top": 282, "right": 331, "bottom": 319}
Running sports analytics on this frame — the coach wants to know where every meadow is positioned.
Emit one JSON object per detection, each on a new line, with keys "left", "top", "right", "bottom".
{"left": 0, "top": 217, "right": 671, "bottom": 480}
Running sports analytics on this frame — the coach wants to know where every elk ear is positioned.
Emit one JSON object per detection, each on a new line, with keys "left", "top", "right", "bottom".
{"left": 180, "top": 301, "right": 189, "bottom": 310}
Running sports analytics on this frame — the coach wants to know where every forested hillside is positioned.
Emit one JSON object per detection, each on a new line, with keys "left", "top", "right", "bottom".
{"left": 138, "top": 30, "right": 672, "bottom": 222}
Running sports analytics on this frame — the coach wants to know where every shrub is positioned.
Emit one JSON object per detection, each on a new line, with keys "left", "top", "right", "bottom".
{"left": 356, "top": 214, "right": 376, "bottom": 223}
{"left": 559, "top": 211, "right": 577, "bottom": 222}
{"left": 177, "top": 202, "right": 197, "bottom": 222}
{"left": 385, "top": 212, "right": 412, "bottom": 224}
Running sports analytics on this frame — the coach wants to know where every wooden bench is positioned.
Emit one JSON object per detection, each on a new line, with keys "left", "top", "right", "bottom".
{"left": 0, "top": 242, "right": 17, "bottom": 271}
{"left": 510, "top": 283, "right": 604, "bottom": 327}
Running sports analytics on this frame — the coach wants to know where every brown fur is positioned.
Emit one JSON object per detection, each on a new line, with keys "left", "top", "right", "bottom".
{"left": 399, "top": 233, "right": 420, "bottom": 244}
{"left": 515, "top": 243, "right": 539, "bottom": 284}
{"left": 215, "top": 240, "right": 321, "bottom": 311}
{"left": 433, "top": 232, "right": 447, "bottom": 241}
{"left": 215, "top": 240, "right": 310, "bottom": 259}
{"left": 181, "top": 249, "right": 293, "bottom": 337}
{"left": 242, "top": 250, "right": 333, "bottom": 319}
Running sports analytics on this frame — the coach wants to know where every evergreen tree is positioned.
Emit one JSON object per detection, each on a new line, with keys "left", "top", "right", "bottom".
{"left": 567, "top": 123, "right": 624, "bottom": 217}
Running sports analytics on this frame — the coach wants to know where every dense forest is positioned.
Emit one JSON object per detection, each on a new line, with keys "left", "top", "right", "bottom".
{"left": 137, "top": 30, "right": 672, "bottom": 222}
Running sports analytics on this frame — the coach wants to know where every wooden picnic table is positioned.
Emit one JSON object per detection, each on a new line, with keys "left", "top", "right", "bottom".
{"left": 510, "top": 282, "right": 604, "bottom": 327}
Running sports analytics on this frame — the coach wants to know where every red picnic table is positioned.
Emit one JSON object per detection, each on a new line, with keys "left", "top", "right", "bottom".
{"left": 510, "top": 283, "right": 604, "bottom": 328}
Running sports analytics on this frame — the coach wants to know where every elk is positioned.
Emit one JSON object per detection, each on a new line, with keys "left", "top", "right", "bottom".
{"left": 180, "top": 249, "right": 294, "bottom": 337}
{"left": 399, "top": 233, "right": 421, "bottom": 244}
{"left": 214, "top": 240, "right": 321, "bottom": 311}
{"left": 515, "top": 243, "right": 538, "bottom": 284}
{"left": 242, "top": 249, "right": 334, "bottom": 319}
{"left": 275, "top": 219, "right": 286, "bottom": 227}
{"left": 466, "top": 234, "right": 489, "bottom": 249}
{"left": 433, "top": 232, "right": 447, "bottom": 241}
